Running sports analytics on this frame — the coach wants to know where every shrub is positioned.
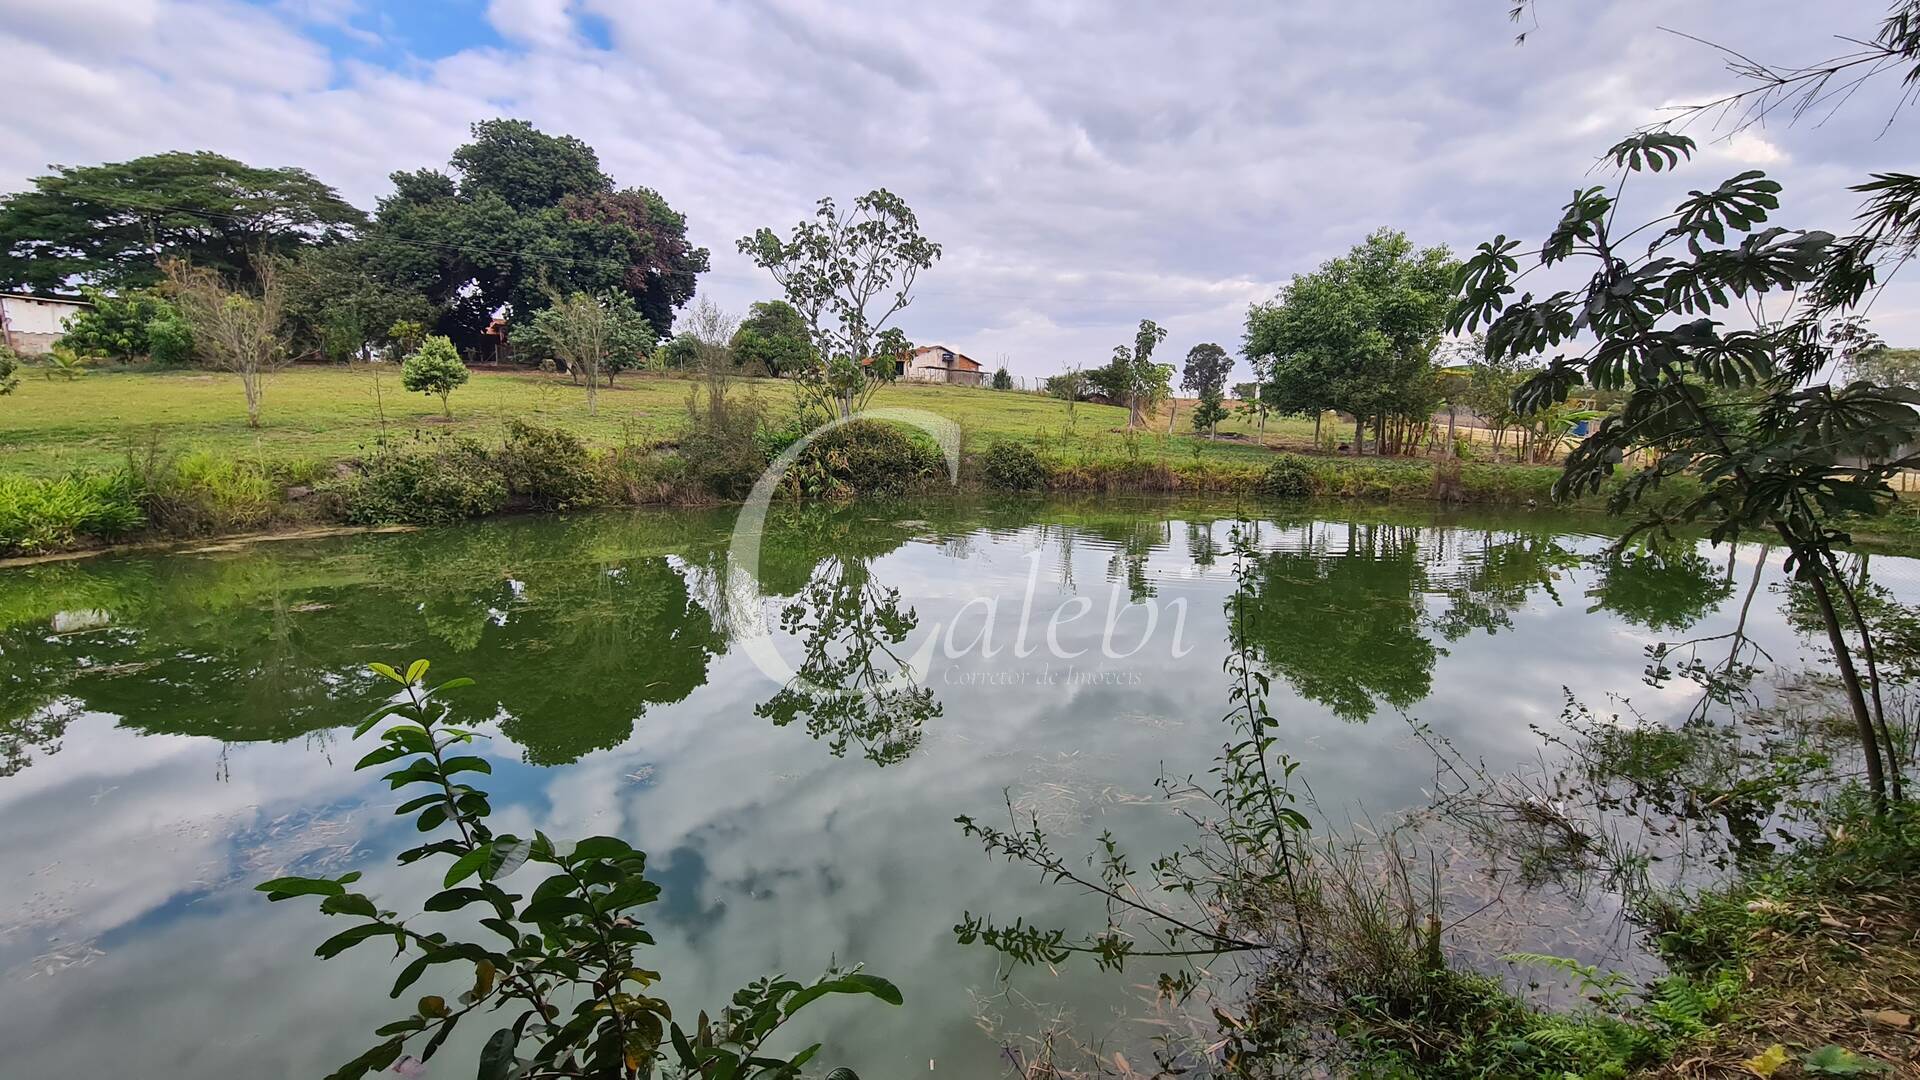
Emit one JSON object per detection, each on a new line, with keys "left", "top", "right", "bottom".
{"left": 0, "top": 345, "right": 18, "bottom": 395}
{"left": 500, "top": 419, "right": 598, "bottom": 511}
{"left": 981, "top": 440, "right": 1046, "bottom": 491}
{"left": 788, "top": 419, "right": 942, "bottom": 499}
{"left": 145, "top": 312, "right": 195, "bottom": 367}
{"left": 661, "top": 332, "right": 701, "bottom": 369}
{"left": 0, "top": 471, "right": 145, "bottom": 554}
{"left": 991, "top": 366, "right": 1014, "bottom": 390}
{"left": 130, "top": 448, "right": 280, "bottom": 536}
{"left": 43, "top": 344, "right": 89, "bottom": 381}
{"left": 1259, "top": 453, "right": 1315, "bottom": 498}
{"left": 596, "top": 444, "right": 682, "bottom": 504}
{"left": 57, "top": 287, "right": 183, "bottom": 364}
{"left": 399, "top": 335, "right": 469, "bottom": 417}
{"left": 755, "top": 422, "right": 804, "bottom": 463}
{"left": 678, "top": 376, "right": 768, "bottom": 499}
{"left": 337, "top": 436, "right": 506, "bottom": 525}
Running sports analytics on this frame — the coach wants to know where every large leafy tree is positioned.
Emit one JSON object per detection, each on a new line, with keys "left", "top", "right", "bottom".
{"left": 0, "top": 151, "right": 363, "bottom": 293}
{"left": 448, "top": 119, "right": 605, "bottom": 211}
{"left": 1850, "top": 346, "right": 1920, "bottom": 388}
{"left": 560, "top": 186, "right": 705, "bottom": 333}
{"left": 363, "top": 119, "right": 708, "bottom": 349}
{"left": 1245, "top": 229, "right": 1456, "bottom": 454}
{"left": 280, "top": 242, "right": 435, "bottom": 362}
{"left": 729, "top": 299, "right": 816, "bottom": 376}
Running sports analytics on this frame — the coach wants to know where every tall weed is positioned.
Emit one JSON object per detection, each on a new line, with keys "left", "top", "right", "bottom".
{"left": 130, "top": 447, "right": 280, "bottom": 535}
{"left": 0, "top": 472, "right": 145, "bottom": 554}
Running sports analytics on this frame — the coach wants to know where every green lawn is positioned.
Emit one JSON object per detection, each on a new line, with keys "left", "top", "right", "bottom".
{"left": 0, "top": 366, "right": 1310, "bottom": 477}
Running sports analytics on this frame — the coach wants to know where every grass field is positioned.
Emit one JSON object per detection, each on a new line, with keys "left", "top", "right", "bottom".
{"left": 0, "top": 365, "right": 1321, "bottom": 477}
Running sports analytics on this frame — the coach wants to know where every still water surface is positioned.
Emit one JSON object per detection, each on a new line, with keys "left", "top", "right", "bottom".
{"left": 0, "top": 499, "right": 1845, "bottom": 1077}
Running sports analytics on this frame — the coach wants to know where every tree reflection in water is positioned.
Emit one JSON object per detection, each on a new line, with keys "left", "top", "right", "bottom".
{"left": 0, "top": 505, "right": 1747, "bottom": 780}
{"left": 751, "top": 505, "right": 940, "bottom": 767}
{"left": 1230, "top": 521, "right": 1439, "bottom": 721}
{"left": 1585, "top": 550, "right": 1734, "bottom": 633}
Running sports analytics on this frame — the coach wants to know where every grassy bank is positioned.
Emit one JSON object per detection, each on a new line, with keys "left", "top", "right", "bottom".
{"left": 1637, "top": 804, "right": 1920, "bottom": 1076}
{"left": 0, "top": 366, "right": 1584, "bottom": 556}
{"left": 0, "top": 436, "right": 1575, "bottom": 557}
{"left": 0, "top": 364, "right": 1316, "bottom": 477}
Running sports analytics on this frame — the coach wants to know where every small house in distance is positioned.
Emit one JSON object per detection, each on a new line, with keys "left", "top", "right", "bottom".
{"left": 898, "top": 344, "right": 983, "bottom": 386}
{"left": 1, "top": 293, "right": 89, "bottom": 355}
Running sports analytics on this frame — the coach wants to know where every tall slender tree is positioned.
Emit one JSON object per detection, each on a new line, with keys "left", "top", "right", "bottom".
{"left": 1182, "top": 342, "right": 1234, "bottom": 438}
{"left": 1104, "top": 318, "right": 1172, "bottom": 429}
{"left": 738, "top": 189, "right": 941, "bottom": 419}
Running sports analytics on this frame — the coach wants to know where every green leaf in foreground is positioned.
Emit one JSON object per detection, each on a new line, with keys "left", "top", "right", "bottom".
{"left": 264, "top": 658, "right": 889, "bottom": 1079}
{"left": 1803, "top": 1044, "right": 1891, "bottom": 1076}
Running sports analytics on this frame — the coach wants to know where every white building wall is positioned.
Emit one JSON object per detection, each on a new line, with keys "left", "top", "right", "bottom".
{"left": 1, "top": 295, "right": 88, "bottom": 355}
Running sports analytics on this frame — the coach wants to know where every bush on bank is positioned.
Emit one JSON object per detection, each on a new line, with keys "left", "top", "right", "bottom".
{"left": 332, "top": 435, "right": 508, "bottom": 526}
{"left": 0, "top": 472, "right": 145, "bottom": 554}
{"left": 784, "top": 419, "right": 945, "bottom": 500}
{"left": 0, "top": 426, "right": 1693, "bottom": 558}
{"left": 981, "top": 440, "right": 1046, "bottom": 491}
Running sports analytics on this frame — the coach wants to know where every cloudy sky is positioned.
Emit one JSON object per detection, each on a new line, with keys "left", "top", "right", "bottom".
{"left": 2, "top": 0, "right": 1913, "bottom": 378}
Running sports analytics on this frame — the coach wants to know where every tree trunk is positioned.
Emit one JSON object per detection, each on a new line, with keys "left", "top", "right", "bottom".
{"left": 1808, "top": 569, "right": 1889, "bottom": 813}
{"left": 1446, "top": 408, "right": 1457, "bottom": 458}
{"left": 441, "top": 393, "right": 451, "bottom": 419}
{"left": 1353, "top": 414, "right": 1364, "bottom": 455}
{"left": 1310, "top": 411, "right": 1318, "bottom": 447}
{"left": 1829, "top": 563, "right": 1906, "bottom": 803}
{"left": 243, "top": 370, "right": 262, "bottom": 428}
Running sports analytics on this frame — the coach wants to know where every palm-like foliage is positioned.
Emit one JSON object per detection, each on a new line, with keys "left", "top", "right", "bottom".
{"left": 1450, "top": 130, "right": 1914, "bottom": 809}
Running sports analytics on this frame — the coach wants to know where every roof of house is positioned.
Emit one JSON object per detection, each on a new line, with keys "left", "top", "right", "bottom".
{"left": 911, "top": 344, "right": 981, "bottom": 370}
{"left": 861, "top": 344, "right": 983, "bottom": 369}
{"left": 0, "top": 292, "right": 89, "bottom": 305}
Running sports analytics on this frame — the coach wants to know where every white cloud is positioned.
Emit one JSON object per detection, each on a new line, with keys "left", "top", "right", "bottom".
{"left": 487, "top": 0, "right": 577, "bottom": 49}
{"left": 0, "top": 0, "right": 1913, "bottom": 368}
{"left": 1716, "top": 130, "right": 1789, "bottom": 165}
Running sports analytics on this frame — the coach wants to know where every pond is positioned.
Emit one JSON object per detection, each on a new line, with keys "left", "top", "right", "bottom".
{"left": 0, "top": 497, "right": 1851, "bottom": 1077}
